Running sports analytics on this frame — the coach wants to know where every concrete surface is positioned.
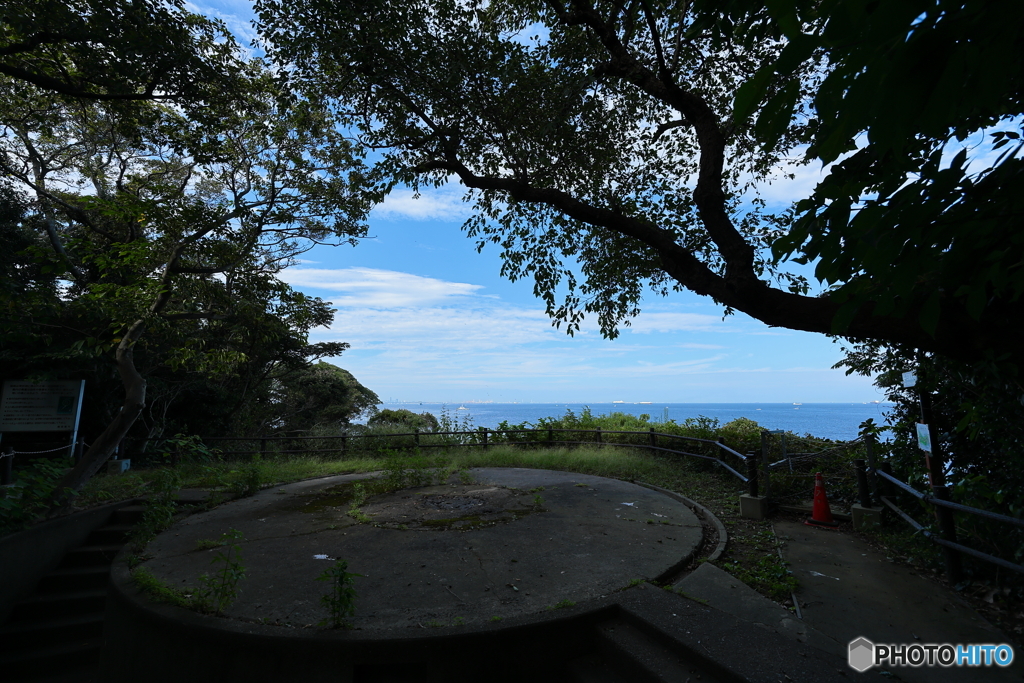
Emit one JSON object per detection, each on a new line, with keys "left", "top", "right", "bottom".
{"left": 776, "top": 519, "right": 1023, "bottom": 683}
{"left": 114, "top": 469, "right": 1023, "bottom": 681}
{"left": 140, "top": 468, "right": 702, "bottom": 630}
{"left": 675, "top": 562, "right": 843, "bottom": 656}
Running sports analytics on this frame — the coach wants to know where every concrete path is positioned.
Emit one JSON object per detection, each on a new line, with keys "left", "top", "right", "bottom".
{"left": 777, "top": 519, "right": 1023, "bottom": 682}
{"left": 139, "top": 469, "right": 1021, "bottom": 681}
{"left": 678, "top": 517, "right": 1022, "bottom": 682}
{"left": 142, "top": 468, "right": 702, "bottom": 631}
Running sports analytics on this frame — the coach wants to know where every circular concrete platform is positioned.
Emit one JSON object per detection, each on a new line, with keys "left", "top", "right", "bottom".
{"left": 140, "top": 468, "right": 703, "bottom": 631}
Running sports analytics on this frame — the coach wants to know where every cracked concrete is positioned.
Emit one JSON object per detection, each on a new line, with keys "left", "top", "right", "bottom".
{"left": 140, "top": 467, "right": 702, "bottom": 631}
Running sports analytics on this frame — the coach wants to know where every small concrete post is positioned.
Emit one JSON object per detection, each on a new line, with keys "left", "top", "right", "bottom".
{"left": 595, "top": 428, "right": 602, "bottom": 447}
{"left": 482, "top": 428, "right": 489, "bottom": 450}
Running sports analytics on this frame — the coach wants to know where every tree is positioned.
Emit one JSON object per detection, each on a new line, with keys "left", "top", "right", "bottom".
{"left": 256, "top": 362, "right": 381, "bottom": 434}
{"left": 0, "top": 35, "right": 370, "bottom": 506}
{"left": 367, "top": 409, "right": 440, "bottom": 432}
{"left": 255, "top": 0, "right": 1024, "bottom": 372}
{"left": 1, "top": 0, "right": 243, "bottom": 104}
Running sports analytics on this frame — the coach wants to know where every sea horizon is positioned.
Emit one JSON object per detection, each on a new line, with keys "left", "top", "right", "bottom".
{"left": 373, "top": 402, "right": 894, "bottom": 442}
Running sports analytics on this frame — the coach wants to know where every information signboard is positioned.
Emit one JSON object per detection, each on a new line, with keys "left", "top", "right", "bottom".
{"left": 0, "top": 380, "right": 85, "bottom": 433}
{"left": 916, "top": 423, "right": 932, "bottom": 452}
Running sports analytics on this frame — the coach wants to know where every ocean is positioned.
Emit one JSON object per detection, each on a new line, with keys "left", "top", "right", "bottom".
{"left": 375, "top": 402, "right": 893, "bottom": 442}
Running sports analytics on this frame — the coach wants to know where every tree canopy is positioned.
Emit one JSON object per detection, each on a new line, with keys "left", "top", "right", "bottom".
{"left": 1, "top": 1, "right": 374, "bottom": 503}
{"left": 256, "top": 0, "right": 1024, "bottom": 373}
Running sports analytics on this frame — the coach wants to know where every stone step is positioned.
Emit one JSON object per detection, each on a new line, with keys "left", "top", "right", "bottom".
{"left": 0, "top": 613, "right": 104, "bottom": 653}
{"left": 35, "top": 566, "right": 110, "bottom": 594}
{"left": 564, "top": 654, "right": 630, "bottom": 683}
{"left": 0, "top": 637, "right": 101, "bottom": 680}
{"left": 8, "top": 589, "right": 107, "bottom": 621}
{"left": 109, "top": 504, "right": 147, "bottom": 526}
{"left": 594, "top": 618, "right": 728, "bottom": 683}
{"left": 56, "top": 544, "right": 123, "bottom": 569}
{"left": 85, "top": 524, "right": 135, "bottom": 546}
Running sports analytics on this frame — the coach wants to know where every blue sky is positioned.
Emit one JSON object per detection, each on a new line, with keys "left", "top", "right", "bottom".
{"left": 195, "top": 0, "right": 881, "bottom": 403}
{"left": 278, "top": 183, "right": 879, "bottom": 404}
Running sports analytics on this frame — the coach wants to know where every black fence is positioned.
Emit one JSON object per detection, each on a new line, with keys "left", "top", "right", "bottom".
{"left": 132, "top": 427, "right": 753, "bottom": 485}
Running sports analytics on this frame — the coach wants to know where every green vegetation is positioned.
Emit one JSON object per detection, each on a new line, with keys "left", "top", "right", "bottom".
{"left": 0, "top": 459, "right": 71, "bottom": 535}
{"left": 367, "top": 409, "right": 439, "bottom": 432}
{"left": 548, "top": 599, "right": 576, "bottom": 610}
{"left": 132, "top": 568, "right": 194, "bottom": 610}
{"left": 195, "top": 529, "right": 246, "bottom": 614}
{"left": 316, "top": 559, "right": 362, "bottom": 629}
{"left": 133, "top": 529, "right": 246, "bottom": 615}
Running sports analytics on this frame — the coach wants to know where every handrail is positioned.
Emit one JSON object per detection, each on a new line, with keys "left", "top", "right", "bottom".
{"left": 871, "top": 468, "right": 1024, "bottom": 528}
{"left": 878, "top": 496, "right": 1024, "bottom": 575}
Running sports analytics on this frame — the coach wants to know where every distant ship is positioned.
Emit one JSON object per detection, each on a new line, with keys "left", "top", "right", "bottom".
{"left": 639, "top": 401, "right": 652, "bottom": 404}
{"left": 457, "top": 405, "right": 468, "bottom": 411}
{"left": 870, "top": 400, "right": 882, "bottom": 404}
{"left": 793, "top": 402, "right": 802, "bottom": 405}
{"left": 613, "top": 400, "right": 625, "bottom": 404}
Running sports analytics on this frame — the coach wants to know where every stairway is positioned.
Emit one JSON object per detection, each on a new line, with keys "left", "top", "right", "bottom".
{"left": 565, "top": 614, "right": 736, "bottom": 683}
{"left": 0, "top": 504, "right": 145, "bottom": 682}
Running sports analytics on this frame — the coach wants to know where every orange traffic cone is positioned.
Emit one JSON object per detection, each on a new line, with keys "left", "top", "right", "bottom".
{"left": 805, "top": 472, "right": 840, "bottom": 528}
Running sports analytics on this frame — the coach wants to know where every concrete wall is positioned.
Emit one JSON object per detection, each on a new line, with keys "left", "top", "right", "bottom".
{"left": 0, "top": 499, "right": 136, "bottom": 623}
{"left": 101, "top": 559, "right": 608, "bottom": 683}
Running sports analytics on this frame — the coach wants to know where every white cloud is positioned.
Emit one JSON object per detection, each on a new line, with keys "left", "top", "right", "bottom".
{"left": 624, "top": 311, "right": 722, "bottom": 333}
{"left": 280, "top": 267, "right": 482, "bottom": 308}
{"left": 320, "top": 305, "right": 557, "bottom": 351}
{"left": 372, "top": 187, "right": 471, "bottom": 222}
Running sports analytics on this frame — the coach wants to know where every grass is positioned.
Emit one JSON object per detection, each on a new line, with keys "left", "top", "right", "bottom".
{"left": 77, "top": 443, "right": 782, "bottom": 603}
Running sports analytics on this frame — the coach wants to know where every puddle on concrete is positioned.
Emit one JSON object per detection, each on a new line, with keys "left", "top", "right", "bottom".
{"left": 284, "top": 481, "right": 544, "bottom": 531}
{"left": 286, "top": 482, "right": 361, "bottom": 514}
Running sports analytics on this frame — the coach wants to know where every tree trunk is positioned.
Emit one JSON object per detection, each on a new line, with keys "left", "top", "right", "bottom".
{"left": 47, "top": 321, "right": 147, "bottom": 514}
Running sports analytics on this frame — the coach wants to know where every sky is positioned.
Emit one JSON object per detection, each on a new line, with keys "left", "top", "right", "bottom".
{"left": 193, "top": 0, "right": 883, "bottom": 404}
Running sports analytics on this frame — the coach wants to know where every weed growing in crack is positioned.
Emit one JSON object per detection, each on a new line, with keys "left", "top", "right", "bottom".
{"left": 196, "top": 529, "right": 246, "bottom": 613}
{"left": 317, "top": 559, "right": 363, "bottom": 629}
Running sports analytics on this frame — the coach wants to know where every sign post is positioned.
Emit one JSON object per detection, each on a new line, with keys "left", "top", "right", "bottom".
{"left": 903, "top": 368, "right": 962, "bottom": 582}
{"left": 0, "top": 380, "right": 86, "bottom": 457}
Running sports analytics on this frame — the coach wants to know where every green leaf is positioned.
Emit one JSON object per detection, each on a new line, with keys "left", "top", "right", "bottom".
{"left": 918, "top": 291, "right": 942, "bottom": 337}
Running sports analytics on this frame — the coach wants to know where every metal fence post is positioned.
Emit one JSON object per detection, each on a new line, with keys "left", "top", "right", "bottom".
{"left": 854, "top": 458, "right": 872, "bottom": 507}
{"left": 414, "top": 428, "right": 420, "bottom": 453}
{"left": 649, "top": 427, "right": 656, "bottom": 451}
{"left": 746, "top": 453, "right": 759, "bottom": 497}
{"left": 865, "top": 434, "right": 878, "bottom": 497}
{"left": 759, "top": 433, "right": 771, "bottom": 500}
{"left": 260, "top": 438, "right": 268, "bottom": 461}
{"left": 482, "top": 428, "right": 489, "bottom": 451}
{"left": 596, "top": 428, "right": 602, "bottom": 447}
{"left": 878, "top": 461, "right": 896, "bottom": 498}
{"left": 1, "top": 449, "right": 13, "bottom": 486}
{"left": 341, "top": 433, "right": 347, "bottom": 456}
{"left": 548, "top": 428, "right": 553, "bottom": 446}
{"left": 932, "top": 485, "right": 964, "bottom": 583}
